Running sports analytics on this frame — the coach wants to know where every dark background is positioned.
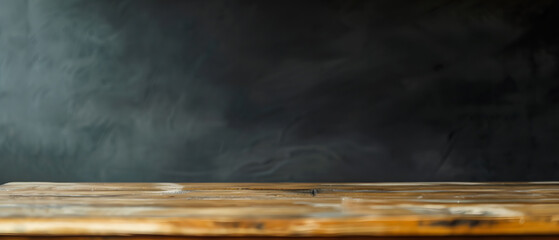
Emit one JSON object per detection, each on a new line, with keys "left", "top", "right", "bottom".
{"left": 0, "top": 0, "right": 558, "bottom": 182}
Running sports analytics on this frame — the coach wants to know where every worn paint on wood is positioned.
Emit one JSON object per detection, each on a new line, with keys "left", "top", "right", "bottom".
{"left": 1, "top": 237, "right": 559, "bottom": 240}
{"left": 1, "top": 182, "right": 559, "bottom": 237}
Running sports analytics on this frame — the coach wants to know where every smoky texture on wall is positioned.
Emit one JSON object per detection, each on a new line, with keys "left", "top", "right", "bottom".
{"left": 0, "top": 0, "right": 558, "bottom": 182}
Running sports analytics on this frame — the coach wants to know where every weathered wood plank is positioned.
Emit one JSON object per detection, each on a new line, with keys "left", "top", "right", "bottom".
{"left": 1, "top": 236, "right": 559, "bottom": 240}
{"left": 1, "top": 182, "right": 559, "bottom": 237}
{"left": 2, "top": 237, "right": 559, "bottom": 240}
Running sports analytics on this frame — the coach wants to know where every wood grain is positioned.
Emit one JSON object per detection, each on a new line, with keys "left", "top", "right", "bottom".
{"left": 1, "top": 182, "right": 559, "bottom": 237}
{"left": 1, "top": 236, "right": 559, "bottom": 240}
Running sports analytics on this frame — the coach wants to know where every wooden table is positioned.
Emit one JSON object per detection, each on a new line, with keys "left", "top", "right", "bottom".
{"left": 1, "top": 182, "right": 559, "bottom": 239}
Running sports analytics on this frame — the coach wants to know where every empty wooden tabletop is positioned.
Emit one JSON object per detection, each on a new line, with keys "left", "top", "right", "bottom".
{"left": 1, "top": 182, "right": 559, "bottom": 238}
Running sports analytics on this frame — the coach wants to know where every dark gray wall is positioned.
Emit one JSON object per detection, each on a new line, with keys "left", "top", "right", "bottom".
{"left": 0, "top": 0, "right": 558, "bottom": 182}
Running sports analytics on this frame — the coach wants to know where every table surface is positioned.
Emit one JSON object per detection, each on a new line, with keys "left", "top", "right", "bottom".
{"left": 1, "top": 182, "right": 559, "bottom": 238}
